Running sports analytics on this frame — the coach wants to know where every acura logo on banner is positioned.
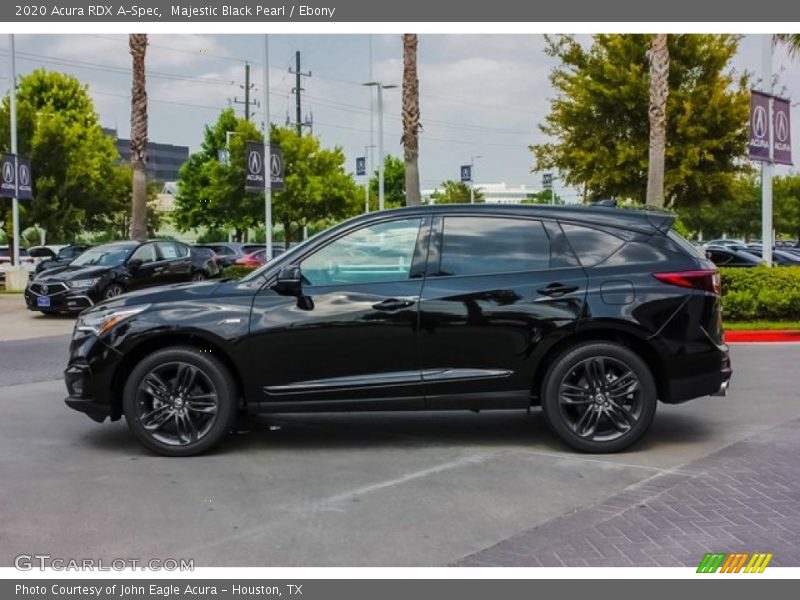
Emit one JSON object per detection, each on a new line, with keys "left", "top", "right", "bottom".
{"left": 749, "top": 91, "right": 771, "bottom": 162}
{"left": 245, "top": 141, "right": 284, "bottom": 191}
{"left": 749, "top": 90, "right": 793, "bottom": 165}
{"left": 460, "top": 165, "right": 472, "bottom": 182}
{"left": 773, "top": 96, "right": 793, "bottom": 166}
{"left": 0, "top": 153, "right": 33, "bottom": 199}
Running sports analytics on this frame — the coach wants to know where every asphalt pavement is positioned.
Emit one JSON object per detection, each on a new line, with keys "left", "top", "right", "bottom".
{"left": 1, "top": 328, "right": 799, "bottom": 567}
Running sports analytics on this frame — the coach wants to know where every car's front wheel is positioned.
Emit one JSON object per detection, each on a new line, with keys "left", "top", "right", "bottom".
{"left": 540, "top": 342, "right": 657, "bottom": 453}
{"left": 122, "top": 347, "right": 238, "bottom": 456}
{"left": 103, "top": 283, "right": 125, "bottom": 299}
{"left": 191, "top": 271, "right": 206, "bottom": 282}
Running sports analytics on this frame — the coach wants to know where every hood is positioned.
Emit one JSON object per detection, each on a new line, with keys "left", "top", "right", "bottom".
{"left": 35, "top": 264, "right": 111, "bottom": 281}
{"left": 90, "top": 280, "right": 226, "bottom": 312}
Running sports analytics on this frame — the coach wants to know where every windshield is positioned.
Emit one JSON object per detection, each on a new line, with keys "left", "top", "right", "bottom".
{"left": 70, "top": 244, "right": 135, "bottom": 267}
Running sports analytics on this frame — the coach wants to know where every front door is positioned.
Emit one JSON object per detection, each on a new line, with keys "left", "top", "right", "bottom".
{"left": 247, "top": 216, "right": 431, "bottom": 410}
{"left": 125, "top": 242, "right": 161, "bottom": 291}
{"left": 418, "top": 215, "right": 587, "bottom": 408}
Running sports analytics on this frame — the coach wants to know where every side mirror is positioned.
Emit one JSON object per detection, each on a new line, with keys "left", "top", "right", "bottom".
{"left": 129, "top": 258, "right": 143, "bottom": 271}
{"left": 274, "top": 265, "right": 303, "bottom": 296}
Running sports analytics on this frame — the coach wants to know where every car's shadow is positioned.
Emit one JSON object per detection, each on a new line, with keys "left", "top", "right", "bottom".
{"left": 80, "top": 409, "right": 713, "bottom": 457}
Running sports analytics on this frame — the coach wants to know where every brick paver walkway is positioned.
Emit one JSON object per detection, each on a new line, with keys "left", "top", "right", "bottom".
{"left": 455, "top": 418, "right": 800, "bottom": 567}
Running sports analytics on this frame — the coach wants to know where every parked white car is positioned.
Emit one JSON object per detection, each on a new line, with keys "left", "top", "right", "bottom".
{"left": 0, "top": 246, "right": 37, "bottom": 282}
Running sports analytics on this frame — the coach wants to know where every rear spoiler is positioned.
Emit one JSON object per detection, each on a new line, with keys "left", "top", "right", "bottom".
{"left": 590, "top": 199, "right": 676, "bottom": 234}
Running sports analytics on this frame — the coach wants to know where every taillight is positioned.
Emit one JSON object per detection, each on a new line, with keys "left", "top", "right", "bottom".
{"left": 653, "top": 269, "right": 720, "bottom": 295}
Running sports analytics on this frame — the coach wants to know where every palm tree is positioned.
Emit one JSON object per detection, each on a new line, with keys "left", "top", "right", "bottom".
{"left": 129, "top": 34, "right": 148, "bottom": 241}
{"left": 646, "top": 34, "right": 669, "bottom": 208}
{"left": 402, "top": 34, "right": 421, "bottom": 206}
{"left": 775, "top": 34, "right": 800, "bottom": 56}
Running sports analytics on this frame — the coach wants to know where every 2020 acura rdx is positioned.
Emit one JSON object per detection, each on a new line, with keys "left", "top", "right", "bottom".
{"left": 64, "top": 204, "right": 731, "bottom": 456}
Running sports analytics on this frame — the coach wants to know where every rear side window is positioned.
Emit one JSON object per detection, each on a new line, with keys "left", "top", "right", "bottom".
{"left": 438, "top": 216, "right": 550, "bottom": 276}
{"left": 561, "top": 223, "right": 625, "bottom": 267}
{"left": 667, "top": 230, "right": 705, "bottom": 259}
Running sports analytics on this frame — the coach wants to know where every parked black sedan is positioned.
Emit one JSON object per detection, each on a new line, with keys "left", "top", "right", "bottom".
{"left": 63, "top": 204, "right": 731, "bottom": 456}
{"left": 26, "top": 240, "right": 217, "bottom": 314}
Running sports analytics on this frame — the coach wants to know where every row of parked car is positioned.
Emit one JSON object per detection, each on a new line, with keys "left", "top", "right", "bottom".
{"left": 0, "top": 240, "right": 281, "bottom": 315}
{"left": 701, "top": 239, "right": 800, "bottom": 268}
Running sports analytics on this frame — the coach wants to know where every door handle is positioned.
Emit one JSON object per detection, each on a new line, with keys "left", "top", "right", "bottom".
{"left": 537, "top": 283, "right": 579, "bottom": 297}
{"left": 372, "top": 298, "right": 416, "bottom": 311}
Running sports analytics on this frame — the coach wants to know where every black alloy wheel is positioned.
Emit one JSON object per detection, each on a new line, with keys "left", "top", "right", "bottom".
{"left": 541, "top": 342, "right": 657, "bottom": 453}
{"left": 123, "top": 347, "right": 237, "bottom": 456}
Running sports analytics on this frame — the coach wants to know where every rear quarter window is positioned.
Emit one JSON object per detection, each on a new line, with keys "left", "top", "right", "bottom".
{"left": 560, "top": 223, "right": 626, "bottom": 267}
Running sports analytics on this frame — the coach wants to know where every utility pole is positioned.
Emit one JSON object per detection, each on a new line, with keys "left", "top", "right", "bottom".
{"left": 263, "top": 38, "right": 273, "bottom": 261}
{"left": 469, "top": 155, "right": 482, "bottom": 204}
{"left": 761, "top": 35, "right": 774, "bottom": 267}
{"left": 233, "top": 62, "right": 257, "bottom": 121}
{"left": 289, "top": 51, "right": 312, "bottom": 136}
{"left": 363, "top": 82, "right": 397, "bottom": 211}
{"left": 9, "top": 34, "right": 19, "bottom": 268}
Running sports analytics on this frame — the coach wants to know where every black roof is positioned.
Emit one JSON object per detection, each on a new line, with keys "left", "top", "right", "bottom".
{"left": 355, "top": 203, "right": 676, "bottom": 234}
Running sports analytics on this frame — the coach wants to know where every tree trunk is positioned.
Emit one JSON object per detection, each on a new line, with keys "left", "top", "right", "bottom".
{"left": 283, "top": 220, "right": 292, "bottom": 250}
{"left": 129, "top": 34, "right": 148, "bottom": 241}
{"left": 402, "top": 34, "right": 421, "bottom": 206}
{"left": 646, "top": 34, "right": 669, "bottom": 208}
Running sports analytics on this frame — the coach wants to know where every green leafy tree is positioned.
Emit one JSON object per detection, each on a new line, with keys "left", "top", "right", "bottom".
{"left": 174, "top": 109, "right": 266, "bottom": 241}
{"left": 774, "top": 174, "right": 800, "bottom": 241}
{"left": 531, "top": 35, "right": 749, "bottom": 210}
{"left": 430, "top": 180, "right": 484, "bottom": 204}
{"left": 175, "top": 115, "right": 361, "bottom": 245}
{"left": 368, "top": 155, "right": 406, "bottom": 210}
{"left": 520, "top": 190, "right": 564, "bottom": 205}
{"left": 270, "top": 126, "right": 362, "bottom": 246}
{"left": 0, "top": 69, "right": 126, "bottom": 243}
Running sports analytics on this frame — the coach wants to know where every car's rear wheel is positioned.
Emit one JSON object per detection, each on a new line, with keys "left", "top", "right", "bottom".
{"left": 122, "top": 347, "right": 238, "bottom": 456}
{"left": 540, "top": 342, "right": 657, "bottom": 453}
{"left": 104, "top": 283, "right": 125, "bottom": 299}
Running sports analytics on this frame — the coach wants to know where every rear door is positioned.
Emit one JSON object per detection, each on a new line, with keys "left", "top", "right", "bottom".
{"left": 418, "top": 215, "right": 587, "bottom": 408}
{"left": 156, "top": 241, "right": 193, "bottom": 283}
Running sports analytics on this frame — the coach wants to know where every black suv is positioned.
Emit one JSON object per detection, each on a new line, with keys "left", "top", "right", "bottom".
{"left": 64, "top": 205, "right": 731, "bottom": 456}
{"left": 26, "top": 240, "right": 217, "bottom": 314}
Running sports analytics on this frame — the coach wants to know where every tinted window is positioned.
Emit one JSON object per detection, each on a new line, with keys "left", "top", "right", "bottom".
{"left": 561, "top": 223, "right": 626, "bottom": 266}
{"left": 301, "top": 218, "right": 421, "bottom": 286}
{"left": 707, "top": 250, "right": 732, "bottom": 266}
{"left": 438, "top": 216, "right": 550, "bottom": 276}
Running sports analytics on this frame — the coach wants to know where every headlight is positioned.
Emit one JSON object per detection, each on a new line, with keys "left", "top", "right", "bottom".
{"left": 69, "top": 278, "right": 100, "bottom": 288}
{"left": 76, "top": 304, "right": 150, "bottom": 336}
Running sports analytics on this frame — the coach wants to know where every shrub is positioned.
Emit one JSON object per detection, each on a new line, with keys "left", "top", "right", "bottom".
{"left": 222, "top": 265, "right": 257, "bottom": 279}
{"left": 720, "top": 266, "right": 800, "bottom": 321}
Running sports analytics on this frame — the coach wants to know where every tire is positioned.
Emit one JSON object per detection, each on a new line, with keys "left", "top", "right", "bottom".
{"left": 123, "top": 346, "right": 238, "bottom": 456}
{"left": 191, "top": 271, "right": 206, "bottom": 282}
{"left": 540, "top": 342, "right": 657, "bottom": 453}
{"left": 103, "top": 283, "right": 125, "bottom": 299}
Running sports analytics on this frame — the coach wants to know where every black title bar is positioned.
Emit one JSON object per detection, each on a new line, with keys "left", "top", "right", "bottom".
{"left": 4, "top": 0, "right": 800, "bottom": 22}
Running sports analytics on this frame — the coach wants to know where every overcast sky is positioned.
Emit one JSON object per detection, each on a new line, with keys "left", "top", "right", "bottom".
{"left": 1, "top": 34, "right": 798, "bottom": 201}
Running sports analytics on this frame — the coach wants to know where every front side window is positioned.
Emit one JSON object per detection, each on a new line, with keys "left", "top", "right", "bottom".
{"left": 438, "top": 216, "right": 550, "bottom": 276}
{"left": 301, "top": 218, "right": 422, "bottom": 286}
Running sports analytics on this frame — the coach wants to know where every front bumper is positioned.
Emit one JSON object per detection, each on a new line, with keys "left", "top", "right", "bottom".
{"left": 63, "top": 333, "right": 123, "bottom": 422}
{"left": 25, "top": 283, "right": 98, "bottom": 313}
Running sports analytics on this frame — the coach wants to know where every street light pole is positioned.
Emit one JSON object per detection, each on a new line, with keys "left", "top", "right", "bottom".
{"left": 761, "top": 35, "right": 773, "bottom": 268}
{"left": 470, "top": 155, "right": 482, "bottom": 204}
{"left": 363, "top": 82, "right": 397, "bottom": 212}
{"left": 263, "top": 34, "right": 273, "bottom": 261}
{"left": 9, "top": 34, "right": 19, "bottom": 268}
